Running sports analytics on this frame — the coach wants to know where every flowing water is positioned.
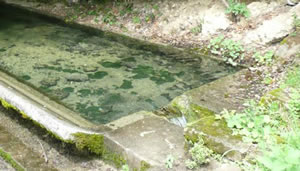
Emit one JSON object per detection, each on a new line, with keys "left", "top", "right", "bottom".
{"left": 0, "top": 3, "right": 238, "bottom": 124}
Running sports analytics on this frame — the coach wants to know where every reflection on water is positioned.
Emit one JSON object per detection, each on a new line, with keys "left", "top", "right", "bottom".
{"left": 0, "top": 3, "right": 238, "bottom": 124}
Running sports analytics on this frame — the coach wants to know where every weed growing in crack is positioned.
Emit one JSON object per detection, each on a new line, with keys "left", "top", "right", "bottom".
{"left": 185, "top": 137, "right": 213, "bottom": 170}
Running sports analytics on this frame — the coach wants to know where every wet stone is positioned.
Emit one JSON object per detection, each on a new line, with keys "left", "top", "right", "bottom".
{"left": 99, "top": 61, "right": 122, "bottom": 68}
{"left": 52, "top": 89, "right": 70, "bottom": 100}
{"left": 66, "top": 73, "right": 89, "bottom": 82}
{"left": 88, "top": 71, "right": 108, "bottom": 79}
{"left": 21, "top": 75, "right": 31, "bottom": 81}
{"left": 40, "top": 77, "right": 59, "bottom": 87}
{"left": 78, "top": 89, "right": 92, "bottom": 97}
{"left": 120, "top": 80, "right": 133, "bottom": 89}
{"left": 83, "top": 65, "right": 98, "bottom": 72}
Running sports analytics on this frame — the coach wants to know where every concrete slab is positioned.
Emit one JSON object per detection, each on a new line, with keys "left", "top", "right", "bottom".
{"left": 107, "top": 115, "right": 187, "bottom": 171}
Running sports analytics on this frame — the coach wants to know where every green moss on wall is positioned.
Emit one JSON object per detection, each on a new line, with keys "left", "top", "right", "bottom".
{"left": 72, "top": 132, "right": 105, "bottom": 156}
{"left": 102, "top": 150, "right": 126, "bottom": 168}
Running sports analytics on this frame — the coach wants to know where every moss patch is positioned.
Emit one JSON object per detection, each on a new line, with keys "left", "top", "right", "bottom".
{"left": 72, "top": 133, "right": 105, "bottom": 156}
{"left": 0, "top": 148, "right": 24, "bottom": 171}
{"left": 120, "top": 80, "right": 133, "bottom": 89}
{"left": 100, "top": 61, "right": 122, "bottom": 68}
{"left": 88, "top": 71, "right": 108, "bottom": 79}
{"left": 185, "top": 114, "right": 243, "bottom": 159}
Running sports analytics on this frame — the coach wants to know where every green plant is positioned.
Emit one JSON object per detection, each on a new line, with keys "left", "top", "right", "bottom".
{"left": 132, "top": 16, "right": 141, "bottom": 24}
{"left": 220, "top": 66, "right": 300, "bottom": 170}
{"left": 208, "top": 35, "right": 244, "bottom": 66}
{"left": 145, "top": 13, "right": 155, "bottom": 23}
{"left": 165, "top": 154, "right": 175, "bottom": 169}
{"left": 258, "top": 131, "right": 300, "bottom": 171}
{"left": 121, "top": 164, "right": 130, "bottom": 171}
{"left": 220, "top": 100, "right": 284, "bottom": 143}
{"left": 103, "top": 11, "right": 117, "bottom": 25}
{"left": 292, "top": 13, "right": 300, "bottom": 31}
{"left": 190, "top": 26, "right": 202, "bottom": 35}
{"left": 226, "top": 0, "right": 250, "bottom": 19}
{"left": 185, "top": 137, "right": 213, "bottom": 170}
{"left": 253, "top": 51, "right": 274, "bottom": 65}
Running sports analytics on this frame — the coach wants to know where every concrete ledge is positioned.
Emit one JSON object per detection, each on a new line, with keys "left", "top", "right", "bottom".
{"left": 0, "top": 73, "right": 95, "bottom": 140}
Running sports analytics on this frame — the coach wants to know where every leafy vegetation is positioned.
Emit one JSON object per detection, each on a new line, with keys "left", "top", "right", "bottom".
{"left": 218, "top": 66, "right": 300, "bottom": 170}
{"left": 208, "top": 35, "right": 244, "bottom": 66}
{"left": 103, "top": 11, "right": 117, "bottom": 25}
{"left": 293, "top": 13, "right": 300, "bottom": 31}
{"left": 165, "top": 154, "right": 175, "bottom": 169}
{"left": 253, "top": 51, "right": 274, "bottom": 65}
{"left": 121, "top": 164, "right": 130, "bottom": 171}
{"left": 185, "top": 137, "right": 213, "bottom": 170}
{"left": 226, "top": 0, "right": 250, "bottom": 19}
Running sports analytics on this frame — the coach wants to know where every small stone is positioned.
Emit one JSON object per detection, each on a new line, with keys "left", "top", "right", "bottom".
{"left": 83, "top": 65, "right": 98, "bottom": 72}
{"left": 40, "top": 77, "right": 59, "bottom": 87}
{"left": 66, "top": 73, "right": 89, "bottom": 82}
{"left": 52, "top": 89, "right": 69, "bottom": 100}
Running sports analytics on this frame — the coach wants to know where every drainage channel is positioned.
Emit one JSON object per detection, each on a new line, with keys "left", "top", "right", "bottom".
{"left": 0, "top": 2, "right": 240, "bottom": 170}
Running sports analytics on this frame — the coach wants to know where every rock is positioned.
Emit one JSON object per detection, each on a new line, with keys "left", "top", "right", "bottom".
{"left": 83, "top": 65, "right": 98, "bottom": 72}
{"left": 169, "top": 99, "right": 249, "bottom": 160}
{"left": 166, "top": 71, "right": 251, "bottom": 160}
{"left": 243, "top": 4, "right": 300, "bottom": 46}
{"left": 66, "top": 73, "right": 89, "bottom": 82}
{"left": 40, "top": 77, "right": 59, "bottom": 87}
{"left": 52, "top": 89, "right": 69, "bottom": 100}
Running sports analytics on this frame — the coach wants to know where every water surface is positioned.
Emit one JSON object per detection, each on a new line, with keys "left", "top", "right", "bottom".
{"left": 0, "top": 3, "right": 238, "bottom": 124}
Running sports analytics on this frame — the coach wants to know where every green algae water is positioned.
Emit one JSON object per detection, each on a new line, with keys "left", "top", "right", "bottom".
{"left": 0, "top": 3, "right": 238, "bottom": 124}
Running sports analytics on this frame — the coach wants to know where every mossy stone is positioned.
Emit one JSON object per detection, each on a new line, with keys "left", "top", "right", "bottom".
{"left": 78, "top": 89, "right": 92, "bottom": 97}
{"left": 150, "top": 70, "right": 175, "bottom": 85}
{"left": 122, "top": 57, "right": 136, "bottom": 62}
{"left": 132, "top": 65, "right": 154, "bottom": 79}
{"left": 72, "top": 133, "right": 104, "bottom": 156}
{"left": 52, "top": 89, "right": 69, "bottom": 100}
{"left": 120, "top": 80, "right": 133, "bottom": 89}
{"left": 62, "top": 87, "right": 74, "bottom": 93}
{"left": 88, "top": 71, "right": 108, "bottom": 79}
{"left": 101, "top": 93, "right": 123, "bottom": 105}
{"left": 100, "top": 61, "right": 122, "bottom": 68}
{"left": 21, "top": 75, "right": 31, "bottom": 81}
{"left": 94, "top": 88, "right": 105, "bottom": 95}
{"left": 40, "top": 77, "right": 59, "bottom": 87}
{"left": 184, "top": 105, "right": 245, "bottom": 160}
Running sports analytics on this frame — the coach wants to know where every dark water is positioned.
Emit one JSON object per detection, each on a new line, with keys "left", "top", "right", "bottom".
{"left": 0, "top": 3, "right": 238, "bottom": 124}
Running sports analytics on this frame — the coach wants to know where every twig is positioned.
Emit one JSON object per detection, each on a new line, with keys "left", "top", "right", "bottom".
{"left": 37, "top": 140, "right": 48, "bottom": 163}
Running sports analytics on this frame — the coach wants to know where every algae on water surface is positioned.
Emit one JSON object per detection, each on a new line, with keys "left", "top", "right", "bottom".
{"left": 0, "top": 3, "right": 238, "bottom": 124}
